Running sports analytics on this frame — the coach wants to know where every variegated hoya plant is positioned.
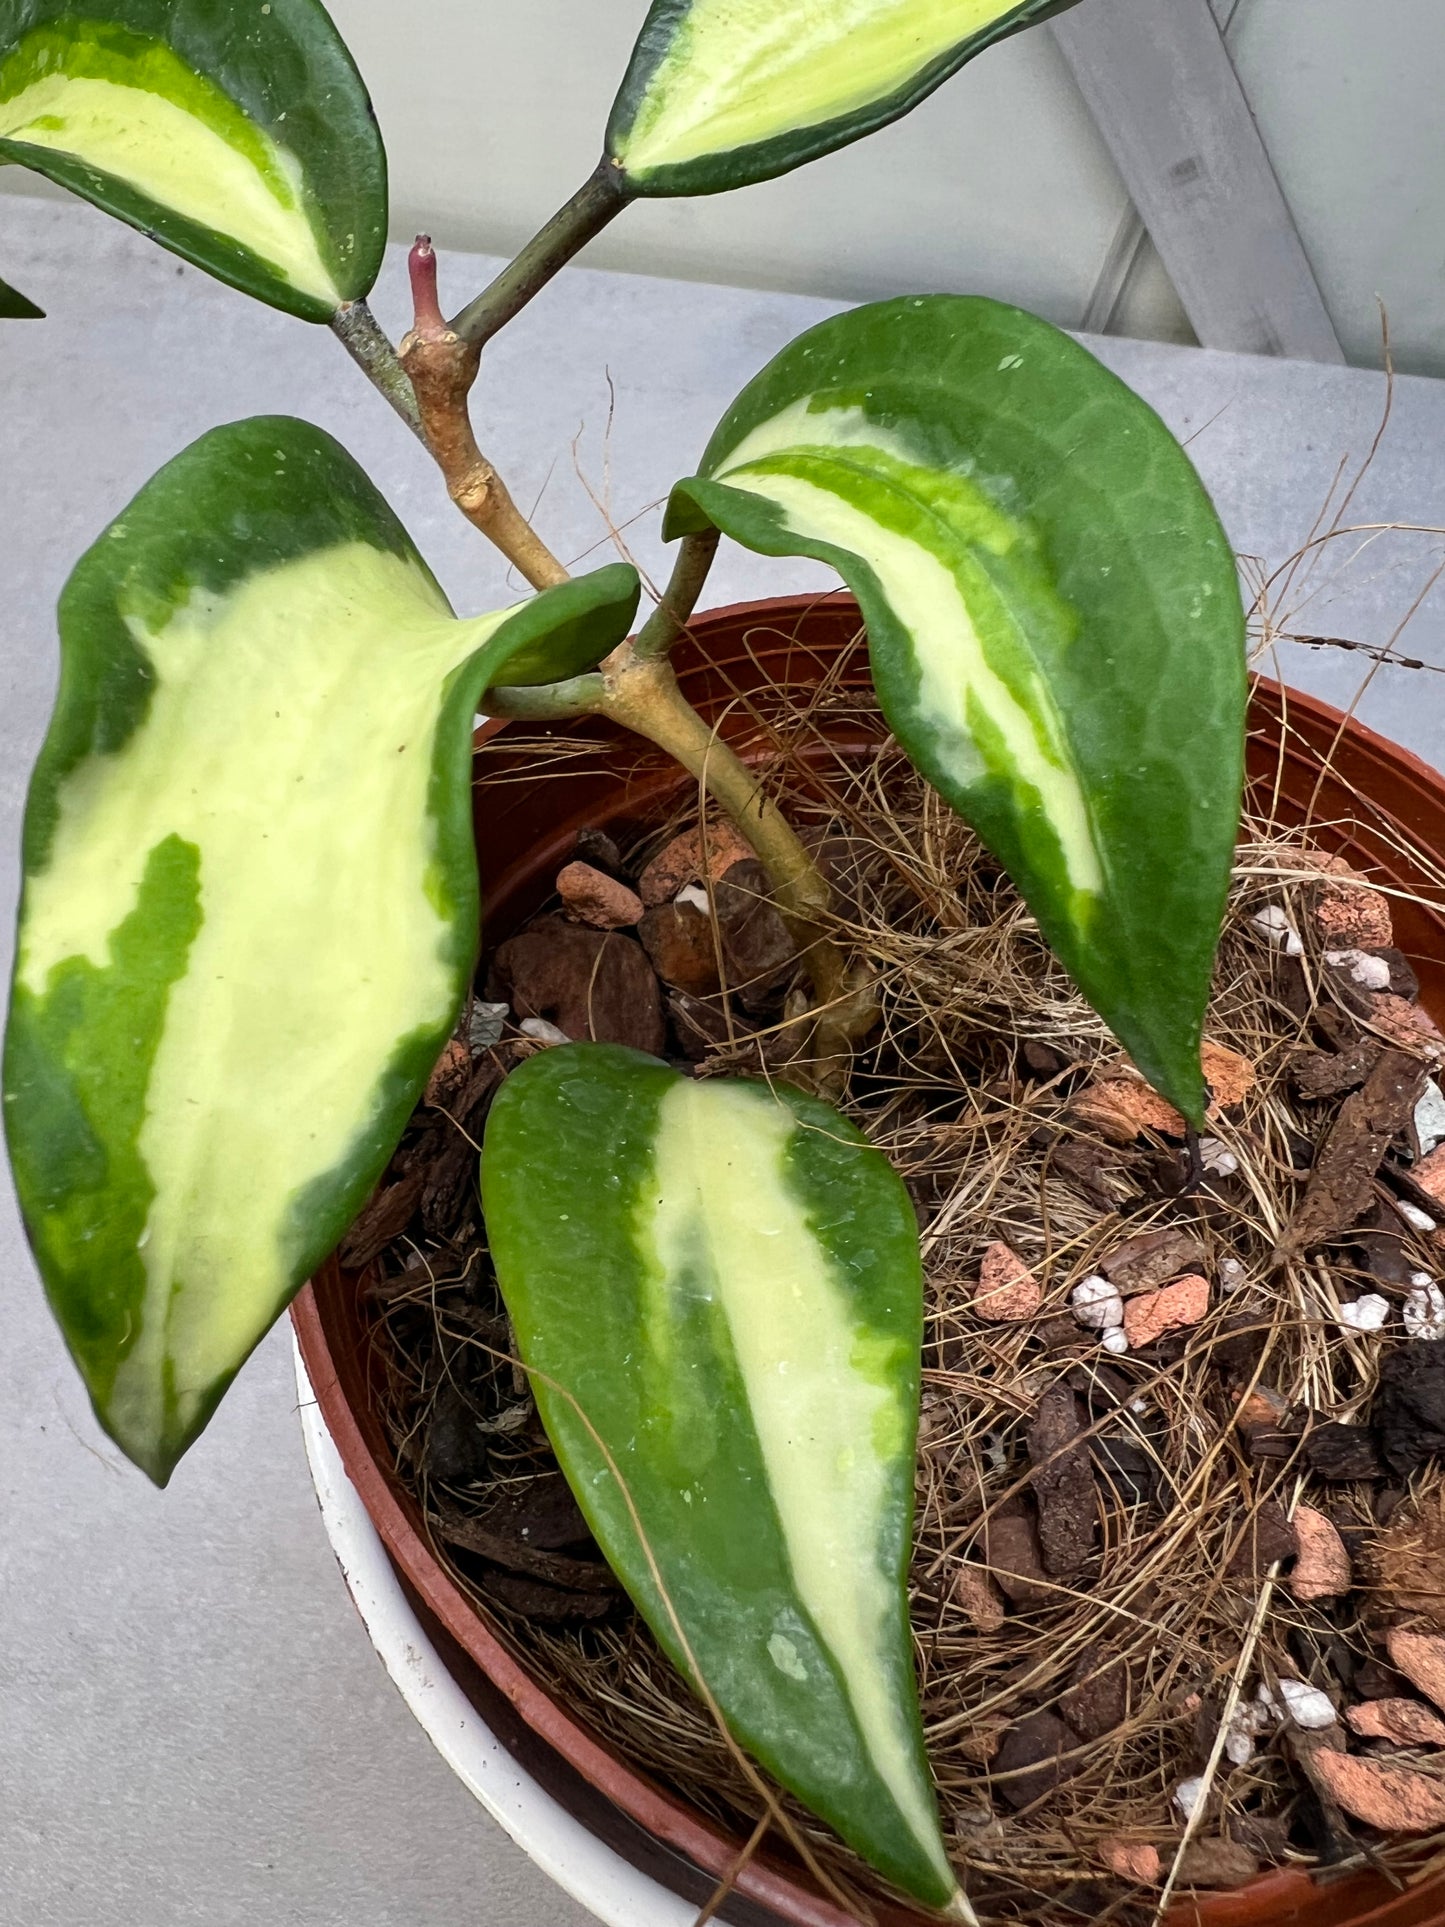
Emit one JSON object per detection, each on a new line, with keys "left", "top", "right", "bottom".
{"left": 1, "top": 1, "right": 1248, "bottom": 1914}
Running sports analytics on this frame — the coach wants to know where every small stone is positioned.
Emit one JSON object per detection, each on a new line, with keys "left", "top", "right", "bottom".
{"left": 519, "top": 1017, "right": 571, "bottom": 1046}
{"left": 1338, "top": 1294, "right": 1391, "bottom": 1333}
{"left": 1309, "top": 1751, "right": 1445, "bottom": 1831}
{"left": 468, "top": 999, "right": 509, "bottom": 1053}
{"left": 1252, "top": 904, "right": 1303, "bottom": 955}
{"left": 1399, "top": 1199, "right": 1439, "bottom": 1233}
{"left": 974, "top": 1242, "right": 1042, "bottom": 1322}
{"left": 1289, "top": 1506, "right": 1353, "bottom": 1601}
{"left": 1101, "top": 1327, "right": 1130, "bottom": 1355}
{"left": 1099, "top": 1226, "right": 1206, "bottom": 1294}
{"left": 555, "top": 859, "right": 643, "bottom": 929}
{"left": 1098, "top": 1838, "right": 1160, "bottom": 1884}
{"left": 1416, "top": 1082, "right": 1445, "bottom": 1156}
{"left": 1071, "top": 1076, "right": 1187, "bottom": 1143}
{"left": 1220, "top": 1257, "right": 1247, "bottom": 1291}
{"left": 1201, "top": 1041, "right": 1256, "bottom": 1109}
{"left": 1275, "top": 1678, "right": 1338, "bottom": 1729}
{"left": 992, "top": 1709, "right": 1082, "bottom": 1809}
{"left": 1326, "top": 948, "right": 1394, "bottom": 991}
{"left": 1174, "top": 1777, "right": 1207, "bottom": 1822}
{"left": 638, "top": 822, "right": 752, "bottom": 906}
{"left": 1404, "top": 1279, "right": 1445, "bottom": 1341}
{"left": 1175, "top": 1840, "right": 1261, "bottom": 1888}
{"left": 954, "top": 1564, "right": 1007, "bottom": 1634}
{"left": 1071, "top": 1275, "right": 1123, "bottom": 1330}
{"left": 1347, "top": 1698, "right": 1445, "bottom": 1747}
{"left": 487, "top": 916, "right": 665, "bottom": 1056}
{"left": 1122, "top": 1274, "right": 1210, "bottom": 1350}
{"left": 638, "top": 899, "right": 721, "bottom": 998}
{"left": 1388, "top": 1628, "right": 1445, "bottom": 1714}
{"left": 1198, "top": 1137, "right": 1239, "bottom": 1176}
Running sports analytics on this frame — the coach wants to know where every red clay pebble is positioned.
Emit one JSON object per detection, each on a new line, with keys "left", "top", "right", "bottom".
{"left": 1289, "top": 1505, "right": 1352, "bottom": 1602}
{"left": 1070, "top": 1075, "right": 1186, "bottom": 1144}
{"left": 954, "top": 1564, "right": 1006, "bottom": 1634}
{"left": 1387, "top": 1628, "right": 1445, "bottom": 1714}
{"left": 637, "top": 823, "right": 752, "bottom": 906}
{"left": 555, "top": 860, "right": 643, "bottom": 929}
{"left": 1310, "top": 1750, "right": 1445, "bottom": 1831}
{"left": 1346, "top": 1698, "right": 1445, "bottom": 1747}
{"left": 1411, "top": 1144, "right": 1445, "bottom": 1208}
{"left": 1098, "top": 1838, "right": 1160, "bottom": 1884}
{"left": 1201, "top": 1040, "right": 1256, "bottom": 1109}
{"left": 974, "top": 1242, "right": 1042, "bottom": 1321}
{"left": 1122, "top": 1273, "right": 1210, "bottom": 1350}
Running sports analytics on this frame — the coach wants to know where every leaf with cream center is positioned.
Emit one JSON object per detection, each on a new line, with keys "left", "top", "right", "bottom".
{"left": 665, "top": 296, "right": 1247, "bottom": 1120}
{"left": 608, "top": 0, "right": 1077, "bottom": 197}
{"left": 3, "top": 416, "right": 640, "bottom": 1483}
{"left": 481, "top": 1042, "right": 964, "bottom": 1914}
{"left": 0, "top": 1, "right": 386, "bottom": 319}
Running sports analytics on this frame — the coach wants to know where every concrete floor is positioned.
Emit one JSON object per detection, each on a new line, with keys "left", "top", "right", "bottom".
{"left": 2, "top": 194, "right": 1444, "bottom": 1927}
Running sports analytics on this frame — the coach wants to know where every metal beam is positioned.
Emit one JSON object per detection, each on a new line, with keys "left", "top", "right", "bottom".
{"left": 1053, "top": 0, "right": 1344, "bottom": 363}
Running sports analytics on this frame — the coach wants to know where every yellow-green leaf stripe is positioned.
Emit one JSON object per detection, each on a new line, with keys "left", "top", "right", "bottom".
{"left": 0, "top": 2, "right": 386, "bottom": 318}
{"left": 667, "top": 297, "right": 1247, "bottom": 1118}
{"left": 481, "top": 1044, "right": 963, "bottom": 1912}
{"left": 3, "top": 417, "right": 639, "bottom": 1481}
{"left": 608, "top": 0, "right": 1077, "bottom": 196}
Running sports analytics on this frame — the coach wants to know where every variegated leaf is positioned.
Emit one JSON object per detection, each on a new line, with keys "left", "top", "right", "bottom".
{"left": 608, "top": 0, "right": 1076, "bottom": 197}
{"left": 0, "top": 1, "right": 385, "bottom": 319}
{"left": 3, "top": 416, "right": 639, "bottom": 1483}
{"left": 481, "top": 1043, "right": 963, "bottom": 1914}
{"left": 666, "top": 296, "right": 1247, "bottom": 1119}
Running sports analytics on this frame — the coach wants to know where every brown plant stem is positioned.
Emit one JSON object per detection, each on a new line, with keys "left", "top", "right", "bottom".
{"left": 330, "top": 300, "right": 424, "bottom": 439}
{"left": 449, "top": 162, "right": 630, "bottom": 349}
{"left": 399, "top": 238, "right": 569, "bottom": 590}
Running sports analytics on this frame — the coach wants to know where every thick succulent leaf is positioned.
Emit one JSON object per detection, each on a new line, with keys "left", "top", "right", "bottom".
{"left": 0, "top": 269, "right": 43, "bottom": 316}
{"left": 607, "top": 0, "right": 1077, "bottom": 197}
{"left": 666, "top": 297, "right": 1246, "bottom": 1119}
{"left": 0, "top": 1, "right": 386, "bottom": 319}
{"left": 3, "top": 416, "right": 639, "bottom": 1483}
{"left": 481, "top": 1043, "right": 959, "bottom": 1911}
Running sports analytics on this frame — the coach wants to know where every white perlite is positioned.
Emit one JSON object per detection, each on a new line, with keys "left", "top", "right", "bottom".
{"left": 1404, "top": 1277, "right": 1445, "bottom": 1341}
{"left": 1252, "top": 904, "right": 1303, "bottom": 956}
{"left": 1198, "top": 1137, "right": 1239, "bottom": 1176}
{"left": 1324, "top": 947, "right": 1391, "bottom": 991}
{"left": 1397, "top": 1200, "right": 1439, "bottom": 1234}
{"left": 519, "top": 1017, "right": 572, "bottom": 1047}
{"left": 1071, "top": 1274, "right": 1123, "bottom": 1330}
{"left": 1261, "top": 1678, "right": 1336, "bottom": 1730}
{"left": 1219, "top": 1256, "right": 1247, "bottom": 1291}
{"left": 1415, "top": 1081, "right": 1445, "bottom": 1156}
{"left": 1174, "top": 1776, "right": 1206, "bottom": 1821}
{"left": 1337, "top": 1294, "right": 1391, "bottom": 1333}
{"left": 1101, "top": 1327, "right": 1130, "bottom": 1356}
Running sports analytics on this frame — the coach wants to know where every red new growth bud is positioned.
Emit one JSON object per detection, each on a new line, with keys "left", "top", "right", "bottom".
{"left": 408, "top": 235, "right": 446, "bottom": 335}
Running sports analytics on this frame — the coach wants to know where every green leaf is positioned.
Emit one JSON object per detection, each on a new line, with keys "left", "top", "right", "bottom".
{"left": 480, "top": 1043, "right": 960, "bottom": 1912}
{"left": 3, "top": 417, "right": 639, "bottom": 1484}
{"left": 608, "top": 0, "right": 1077, "bottom": 197}
{"left": 666, "top": 296, "right": 1246, "bottom": 1119}
{"left": 0, "top": 269, "right": 43, "bottom": 316}
{"left": 0, "top": 1, "right": 386, "bottom": 319}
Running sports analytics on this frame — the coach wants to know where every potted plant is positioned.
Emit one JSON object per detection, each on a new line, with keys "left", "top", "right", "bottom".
{"left": 5, "top": 4, "right": 1445, "bottom": 1923}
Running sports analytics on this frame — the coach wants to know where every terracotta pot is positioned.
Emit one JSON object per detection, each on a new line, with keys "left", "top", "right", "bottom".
{"left": 293, "top": 594, "right": 1445, "bottom": 1927}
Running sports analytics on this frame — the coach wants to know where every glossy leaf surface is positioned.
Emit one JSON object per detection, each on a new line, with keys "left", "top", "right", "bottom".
{"left": 3, "top": 417, "right": 639, "bottom": 1482}
{"left": 0, "top": 268, "right": 43, "bottom": 315}
{"left": 481, "top": 1043, "right": 958, "bottom": 1910}
{"left": 608, "top": 0, "right": 1075, "bottom": 197}
{"left": 0, "top": 0, "right": 386, "bottom": 319}
{"left": 667, "top": 296, "right": 1246, "bottom": 1118}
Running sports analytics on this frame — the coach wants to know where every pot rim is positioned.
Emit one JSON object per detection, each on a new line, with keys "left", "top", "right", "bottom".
{"left": 292, "top": 593, "right": 1445, "bottom": 1927}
